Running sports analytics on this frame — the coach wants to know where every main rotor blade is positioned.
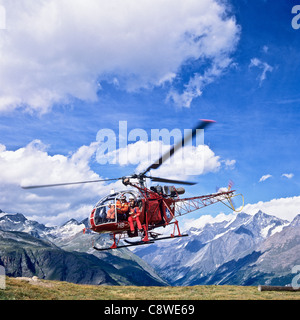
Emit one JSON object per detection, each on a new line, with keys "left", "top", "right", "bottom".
{"left": 142, "top": 119, "right": 215, "bottom": 175}
{"left": 21, "top": 178, "right": 121, "bottom": 189}
{"left": 149, "top": 176, "right": 196, "bottom": 185}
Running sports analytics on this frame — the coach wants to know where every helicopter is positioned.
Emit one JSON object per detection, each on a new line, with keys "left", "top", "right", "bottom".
{"left": 22, "top": 119, "right": 244, "bottom": 251}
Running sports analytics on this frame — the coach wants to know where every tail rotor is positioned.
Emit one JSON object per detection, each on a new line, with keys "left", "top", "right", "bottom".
{"left": 217, "top": 180, "right": 244, "bottom": 212}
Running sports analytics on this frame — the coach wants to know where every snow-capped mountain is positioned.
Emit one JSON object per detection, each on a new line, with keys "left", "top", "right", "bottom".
{"left": 0, "top": 211, "right": 53, "bottom": 238}
{"left": 0, "top": 211, "right": 87, "bottom": 240}
{"left": 133, "top": 210, "right": 292, "bottom": 286}
{"left": 0, "top": 210, "right": 167, "bottom": 286}
{"left": 1, "top": 208, "right": 299, "bottom": 287}
{"left": 204, "top": 214, "right": 300, "bottom": 286}
{"left": 46, "top": 218, "right": 87, "bottom": 240}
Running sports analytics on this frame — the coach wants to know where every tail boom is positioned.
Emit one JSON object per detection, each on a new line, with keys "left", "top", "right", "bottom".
{"left": 173, "top": 190, "right": 240, "bottom": 216}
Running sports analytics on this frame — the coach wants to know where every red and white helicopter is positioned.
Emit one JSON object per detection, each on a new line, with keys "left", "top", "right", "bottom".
{"left": 22, "top": 120, "right": 243, "bottom": 251}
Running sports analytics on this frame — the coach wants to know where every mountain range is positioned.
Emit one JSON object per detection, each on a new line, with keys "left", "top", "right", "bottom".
{"left": 0, "top": 209, "right": 167, "bottom": 286}
{"left": 0, "top": 208, "right": 299, "bottom": 287}
{"left": 132, "top": 210, "right": 300, "bottom": 286}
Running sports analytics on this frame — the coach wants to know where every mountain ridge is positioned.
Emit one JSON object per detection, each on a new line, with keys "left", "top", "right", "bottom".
{"left": 132, "top": 210, "right": 297, "bottom": 286}
{"left": 1, "top": 208, "right": 299, "bottom": 287}
{"left": 0, "top": 210, "right": 167, "bottom": 286}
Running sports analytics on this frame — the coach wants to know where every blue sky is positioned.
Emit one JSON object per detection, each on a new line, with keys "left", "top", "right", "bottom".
{"left": 0, "top": 0, "right": 299, "bottom": 225}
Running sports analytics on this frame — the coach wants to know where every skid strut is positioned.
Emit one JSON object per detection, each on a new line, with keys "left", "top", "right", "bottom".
{"left": 93, "top": 233, "right": 189, "bottom": 251}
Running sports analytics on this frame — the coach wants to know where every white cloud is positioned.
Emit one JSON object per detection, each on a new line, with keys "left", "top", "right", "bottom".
{"left": 97, "top": 139, "right": 235, "bottom": 179}
{"left": 0, "top": 138, "right": 235, "bottom": 225}
{"left": 182, "top": 212, "right": 235, "bottom": 232}
{"left": 136, "top": 143, "right": 222, "bottom": 178}
{"left": 259, "top": 174, "right": 272, "bottom": 182}
{"left": 0, "top": 140, "right": 124, "bottom": 225}
{"left": 240, "top": 196, "right": 300, "bottom": 221}
{"left": 0, "top": 0, "right": 240, "bottom": 113}
{"left": 181, "top": 195, "right": 300, "bottom": 233}
{"left": 0, "top": 139, "right": 99, "bottom": 186}
{"left": 168, "top": 56, "right": 235, "bottom": 108}
{"left": 282, "top": 173, "right": 294, "bottom": 179}
{"left": 262, "top": 45, "right": 269, "bottom": 53}
{"left": 249, "top": 58, "right": 273, "bottom": 85}
{"left": 222, "top": 159, "right": 236, "bottom": 169}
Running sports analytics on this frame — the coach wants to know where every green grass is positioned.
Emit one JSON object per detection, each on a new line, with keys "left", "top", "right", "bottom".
{"left": 0, "top": 277, "right": 299, "bottom": 300}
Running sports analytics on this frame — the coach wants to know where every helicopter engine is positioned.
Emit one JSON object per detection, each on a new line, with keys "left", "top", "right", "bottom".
{"left": 150, "top": 185, "right": 185, "bottom": 197}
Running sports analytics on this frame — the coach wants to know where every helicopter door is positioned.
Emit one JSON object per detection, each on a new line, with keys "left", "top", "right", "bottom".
{"left": 93, "top": 198, "right": 116, "bottom": 225}
{"left": 161, "top": 198, "right": 175, "bottom": 223}
{"left": 94, "top": 206, "right": 107, "bottom": 225}
{"left": 147, "top": 200, "right": 163, "bottom": 224}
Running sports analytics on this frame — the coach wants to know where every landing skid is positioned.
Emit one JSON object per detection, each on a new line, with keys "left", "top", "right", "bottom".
{"left": 93, "top": 240, "right": 154, "bottom": 251}
{"left": 93, "top": 233, "right": 189, "bottom": 251}
{"left": 125, "top": 233, "right": 189, "bottom": 245}
{"left": 148, "top": 233, "right": 189, "bottom": 242}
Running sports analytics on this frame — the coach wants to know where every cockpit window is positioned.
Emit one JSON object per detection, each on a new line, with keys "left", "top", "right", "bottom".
{"left": 93, "top": 190, "right": 141, "bottom": 225}
{"left": 94, "top": 197, "right": 116, "bottom": 225}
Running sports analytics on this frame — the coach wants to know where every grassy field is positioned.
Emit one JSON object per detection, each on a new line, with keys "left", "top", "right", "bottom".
{"left": 0, "top": 277, "right": 299, "bottom": 300}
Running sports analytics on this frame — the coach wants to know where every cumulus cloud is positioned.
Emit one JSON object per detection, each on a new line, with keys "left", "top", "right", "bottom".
{"left": 182, "top": 212, "right": 235, "bottom": 232}
{"left": 249, "top": 58, "right": 273, "bottom": 85}
{"left": 0, "top": 0, "right": 240, "bottom": 113}
{"left": 96, "top": 139, "right": 235, "bottom": 180}
{"left": 0, "top": 140, "right": 123, "bottom": 225}
{"left": 0, "top": 138, "right": 235, "bottom": 225}
{"left": 259, "top": 174, "right": 272, "bottom": 182}
{"left": 0, "top": 139, "right": 99, "bottom": 186}
{"left": 240, "top": 196, "right": 300, "bottom": 221}
{"left": 181, "top": 195, "right": 300, "bottom": 232}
